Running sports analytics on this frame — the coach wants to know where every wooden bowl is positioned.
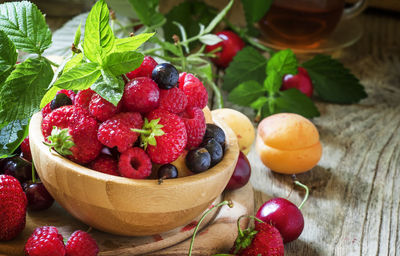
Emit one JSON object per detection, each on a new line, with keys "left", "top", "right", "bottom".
{"left": 29, "top": 112, "right": 239, "bottom": 236}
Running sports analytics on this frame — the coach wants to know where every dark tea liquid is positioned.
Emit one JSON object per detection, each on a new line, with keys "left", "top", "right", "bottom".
{"left": 259, "top": 2, "right": 344, "bottom": 48}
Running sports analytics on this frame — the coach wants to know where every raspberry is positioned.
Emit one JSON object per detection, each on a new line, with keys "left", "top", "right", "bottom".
{"left": 90, "top": 154, "right": 120, "bottom": 176}
{"left": 24, "top": 226, "right": 66, "bottom": 256}
{"left": 65, "top": 230, "right": 99, "bottom": 256}
{"left": 0, "top": 175, "right": 27, "bottom": 241}
{"left": 122, "top": 77, "right": 160, "bottom": 113}
{"left": 145, "top": 109, "right": 187, "bottom": 164}
{"left": 181, "top": 107, "right": 206, "bottom": 149}
{"left": 89, "top": 93, "right": 121, "bottom": 122}
{"left": 178, "top": 72, "right": 208, "bottom": 109}
{"left": 97, "top": 112, "right": 143, "bottom": 153}
{"left": 118, "top": 147, "right": 152, "bottom": 179}
{"left": 20, "top": 136, "right": 32, "bottom": 162}
{"left": 41, "top": 103, "right": 52, "bottom": 118}
{"left": 42, "top": 89, "right": 76, "bottom": 118}
{"left": 41, "top": 105, "right": 76, "bottom": 138}
{"left": 158, "top": 87, "right": 188, "bottom": 114}
{"left": 74, "top": 89, "right": 95, "bottom": 111}
{"left": 126, "top": 56, "right": 158, "bottom": 80}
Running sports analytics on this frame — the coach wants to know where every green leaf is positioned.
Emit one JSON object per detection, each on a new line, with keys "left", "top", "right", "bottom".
{"left": 83, "top": 0, "right": 115, "bottom": 63}
{"left": 0, "top": 30, "right": 16, "bottom": 85}
{"left": 223, "top": 47, "right": 267, "bottom": 91}
{"left": 241, "top": 0, "right": 273, "bottom": 24}
{"left": 0, "top": 1, "right": 52, "bottom": 54}
{"left": 196, "top": 63, "right": 213, "bottom": 82}
{"left": 128, "top": 0, "right": 165, "bottom": 27}
{"left": 228, "top": 81, "right": 267, "bottom": 106}
{"left": 250, "top": 96, "right": 268, "bottom": 110}
{"left": 302, "top": 55, "right": 367, "bottom": 103}
{"left": 91, "top": 69, "right": 125, "bottom": 106}
{"left": 0, "top": 118, "right": 29, "bottom": 158}
{"left": 263, "top": 70, "right": 281, "bottom": 93}
{"left": 54, "top": 62, "right": 101, "bottom": 90}
{"left": 267, "top": 49, "right": 298, "bottom": 76}
{"left": 104, "top": 51, "right": 143, "bottom": 76}
{"left": 0, "top": 58, "right": 53, "bottom": 123}
{"left": 63, "top": 53, "right": 83, "bottom": 73}
{"left": 73, "top": 22, "right": 82, "bottom": 47}
{"left": 114, "top": 33, "right": 155, "bottom": 52}
{"left": 274, "top": 89, "right": 320, "bottom": 118}
{"left": 40, "top": 85, "right": 60, "bottom": 109}
{"left": 156, "top": 40, "right": 180, "bottom": 56}
{"left": 204, "top": 0, "right": 234, "bottom": 34}
{"left": 199, "top": 34, "right": 223, "bottom": 45}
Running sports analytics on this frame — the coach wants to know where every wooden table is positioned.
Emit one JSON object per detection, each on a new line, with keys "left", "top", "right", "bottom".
{"left": 43, "top": 8, "right": 400, "bottom": 256}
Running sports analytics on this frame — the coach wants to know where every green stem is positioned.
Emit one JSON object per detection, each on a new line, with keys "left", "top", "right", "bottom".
{"left": 203, "top": 76, "right": 223, "bottom": 109}
{"left": 31, "top": 159, "right": 36, "bottom": 183}
{"left": 294, "top": 180, "right": 309, "bottom": 209}
{"left": 131, "top": 128, "right": 151, "bottom": 135}
{"left": 188, "top": 200, "right": 233, "bottom": 256}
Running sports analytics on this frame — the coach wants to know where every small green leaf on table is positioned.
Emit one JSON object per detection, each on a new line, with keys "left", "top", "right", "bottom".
{"left": 266, "top": 49, "right": 298, "bottom": 76}
{"left": 228, "top": 81, "right": 267, "bottom": 106}
{"left": 274, "top": 89, "right": 320, "bottom": 118}
{"left": 263, "top": 70, "right": 281, "bottom": 93}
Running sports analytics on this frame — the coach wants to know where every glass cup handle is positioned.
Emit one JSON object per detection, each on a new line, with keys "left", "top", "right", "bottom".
{"left": 342, "top": 0, "right": 369, "bottom": 20}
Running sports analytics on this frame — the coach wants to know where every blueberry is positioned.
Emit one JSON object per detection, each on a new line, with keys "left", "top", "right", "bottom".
{"left": 151, "top": 63, "right": 179, "bottom": 89}
{"left": 185, "top": 148, "right": 211, "bottom": 173}
{"left": 203, "top": 124, "right": 226, "bottom": 149}
{"left": 158, "top": 164, "right": 178, "bottom": 183}
{"left": 203, "top": 138, "right": 223, "bottom": 167}
{"left": 50, "top": 93, "right": 72, "bottom": 110}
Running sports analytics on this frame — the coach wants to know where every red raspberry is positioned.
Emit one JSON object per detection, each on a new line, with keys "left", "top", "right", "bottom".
{"left": 158, "top": 87, "right": 188, "bottom": 114}
{"left": 20, "top": 136, "right": 32, "bottom": 162}
{"left": 122, "top": 77, "right": 160, "bottom": 113}
{"left": 0, "top": 175, "right": 27, "bottom": 241}
{"left": 118, "top": 147, "right": 152, "bottom": 179}
{"left": 65, "top": 230, "right": 99, "bottom": 256}
{"left": 97, "top": 112, "right": 143, "bottom": 153}
{"left": 24, "top": 226, "right": 66, "bottom": 256}
{"left": 178, "top": 72, "right": 208, "bottom": 109}
{"left": 89, "top": 93, "right": 122, "bottom": 122}
{"left": 90, "top": 154, "right": 120, "bottom": 176}
{"left": 181, "top": 107, "right": 206, "bottom": 149}
{"left": 126, "top": 56, "right": 158, "bottom": 80}
{"left": 41, "top": 105, "right": 76, "bottom": 138}
{"left": 145, "top": 109, "right": 187, "bottom": 164}
{"left": 74, "top": 89, "right": 95, "bottom": 111}
{"left": 41, "top": 103, "right": 52, "bottom": 118}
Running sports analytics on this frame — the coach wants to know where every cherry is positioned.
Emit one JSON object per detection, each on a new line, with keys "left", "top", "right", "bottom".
{"left": 205, "top": 31, "right": 245, "bottom": 68}
{"left": 225, "top": 151, "right": 251, "bottom": 190}
{"left": 23, "top": 182, "right": 54, "bottom": 211}
{"left": 281, "top": 67, "right": 313, "bottom": 98}
{"left": 20, "top": 136, "right": 32, "bottom": 162}
{"left": 157, "top": 164, "right": 178, "bottom": 184}
{"left": 3, "top": 156, "right": 33, "bottom": 183}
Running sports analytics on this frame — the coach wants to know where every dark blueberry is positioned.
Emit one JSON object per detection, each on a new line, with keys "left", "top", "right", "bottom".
{"left": 158, "top": 164, "right": 178, "bottom": 184}
{"left": 24, "top": 182, "right": 54, "bottom": 211}
{"left": 203, "top": 124, "right": 226, "bottom": 149}
{"left": 203, "top": 138, "right": 223, "bottom": 167}
{"left": 151, "top": 63, "right": 179, "bottom": 89}
{"left": 50, "top": 93, "right": 72, "bottom": 110}
{"left": 3, "top": 156, "right": 33, "bottom": 183}
{"left": 185, "top": 148, "right": 211, "bottom": 173}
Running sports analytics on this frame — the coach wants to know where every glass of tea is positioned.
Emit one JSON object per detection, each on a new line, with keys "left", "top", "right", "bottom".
{"left": 258, "top": 0, "right": 369, "bottom": 48}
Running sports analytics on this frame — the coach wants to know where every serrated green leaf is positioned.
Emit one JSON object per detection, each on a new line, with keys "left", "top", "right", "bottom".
{"left": 114, "top": 33, "right": 155, "bottom": 52}
{"left": 40, "top": 85, "right": 60, "bottom": 109}
{"left": 199, "top": 34, "right": 223, "bottom": 45}
{"left": 263, "top": 70, "right": 281, "bottom": 93}
{"left": 54, "top": 62, "right": 101, "bottom": 90}
{"left": 302, "top": 55, "right": 367, "bottom": 103}
{"left": 0, "top": 118, "right": 29, "bottom": 157}
{"left": 228, "top": 81, "right": 267, "bottom": 106}
{"left": 250, "top": 96, "right": 268, "bottom": 110}
{"left": 91, "top": 69, "right": 124, "bottom": 106}
{"left": 128, "top": 0, "right": 165, "bottom": 27}
{"left": 0, "top": 30, "right": 17, "bottom": 77}
{"left": 83, "top": 0, "right": 114, "bottom": 63}
{"left": 64, "top": 53, "right": 83, "bottom": 73}
{"left": 241, "top": 0, "right": 273, "bottom": 24}
{"left": 274, "top": 89, "right": 320, "bottom": 118}
{"left": 223, "top": 47, "right": 267, "bottom": 91}
{"left": 267, "top": 49, "right": 298, "bottom": 76}
{"left": 0, "top": 1, "right": 52, "bottom": 54}
{"left": 0, "top": 58, "right": 53, "bottom": 123}
{"left": 204, "top": 0, "right": 233, "bottom": 34}
{"left": 73, "top": 22, "right": 82, "bottom": 47}
{"left": 104, "top": 51, "right": 143, "bottom": 76}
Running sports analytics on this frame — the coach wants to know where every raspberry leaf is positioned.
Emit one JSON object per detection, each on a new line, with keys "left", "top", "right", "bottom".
{"left": 114, "top": 33, "right": 155, "bottom": 52}
{"left": 222, "top": 47, "right": 267, "bottom": 91}
{"left": 0, "top": 30, "right": 17, "bottom": 83}
{"left": 54, "top": 62, "right": 101, "bottom": 90}
{"left": 274, "top": 89, "right": 320, "bottom": 118}
{"left": 91, "top": 69, "right": 125, "bottom": 106}
{"left": 0, "top": 118, "right": 29, "bottom": 158}
{"left": 0, "top": 58, "right": 53, "bottom": 123}
{"left": 302, "top": 54, "right": 367, "bottom": 103}
{"left": 104, "top": 51, "right": 144, "bottom": 76}
{"left": 228, "top": 81, "right": 267, "bottom": 106}
{"left": 266, "top": 49, "right": 298, "bottom": 77}
{"left": 0, "top": 1, "right": 52, "bottom": 55}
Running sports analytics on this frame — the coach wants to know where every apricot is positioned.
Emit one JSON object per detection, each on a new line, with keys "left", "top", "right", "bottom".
{"left": 256, "top": 113, "right": 322, "bottom": 174}
{"left": 211, "top": 108, "right": 255, "bottom": 155}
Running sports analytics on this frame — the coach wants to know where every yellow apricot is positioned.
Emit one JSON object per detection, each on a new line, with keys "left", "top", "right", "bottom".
{"left": 202, "top": 106, "right": 213, "bottom": 124}
{"left": 211, "top": 108, "right": 255, "bottom": 155}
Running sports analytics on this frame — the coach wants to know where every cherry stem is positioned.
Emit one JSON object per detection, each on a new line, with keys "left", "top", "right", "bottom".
{"left": 188, "top": 200, "right": 234, "bottom": 256}
{"left": 294, "top": 180, "right": 309, "bottom": 209}
{"left": 31, "top": 159, "right": 36, "bottom": 183}
{"left": 236, "top": 215, "right": 264, "bottom": 237}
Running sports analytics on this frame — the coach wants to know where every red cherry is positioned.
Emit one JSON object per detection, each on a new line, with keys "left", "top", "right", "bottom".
{"left": 23, "top": 182, "right": 54, "bottom": 211}
{"left": 225, "top": 151, "right": 251, "bottom": 190}
{"left": 255, "top": 197, "right": 304, "bottom": 243}
{"left": 205, "top": 31, "right": 245, "bottom": 68}
{"left": 282, "top": 67, "right": 313, "bottom": 98}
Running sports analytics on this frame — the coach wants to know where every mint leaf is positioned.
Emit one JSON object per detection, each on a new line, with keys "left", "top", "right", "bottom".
{"left": 0, "top": 58, "right": 53, "bottom": 123}
{"left": 223, "top": 47, "right": 267, "bottom": 91}
{"left": 228, "top": 81, "right": 267, "bottom": 106}
{"left": 0, "top": 30, "right": 16, "bottom": 85}
{"left": 104, "top": 51, "right": 143, "bottom": 76}
{"left": 83, "top": 0, "right": 115, "bottom": 63}
{"left": 73, "top": 22, "right": 82, "bottom": 47}
{"left": 114, "top": 33, "right": 155, "bottom": 52}
{"left": 63, "top": 53, "right": 83, "bottom": 73}
{"left": 40, "top": 85, "right": 60, "bottom": 109}
{"left": 204, "top": 0, "right": 234, "bottom": 34}
{"left": 128, "top": 0, "right": 165, "bottom": 27}
{"left": 0, "top": 1, "right": 52, "bottom": 54}
{"left": 263, "top": 70, "right": 281, "bottom": 93}
{"left": 274, "top": 89, "right": 320, "bottom": 118}
{"left": 91, "top": 69, "right": 124, "bottom": 106}
{"left": 250, "top": 96, "right": 268, "bottom": 110}
{"left": 0, "top": 118, "right": 29, "bottom": 158}
{"left": 302, "top": 55, "right": 367, "bottom": 103}
{"left": 241, "top": 0, "right": 273, "bottom": 24}
{"left": 54, "top": 62, "right": 101, "bottom": 90}
{"left": 267, "top": 49, "right": 298, "bottom": 76}
{"left": 199, "top": 34, "right": 223, "bottom": 45}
